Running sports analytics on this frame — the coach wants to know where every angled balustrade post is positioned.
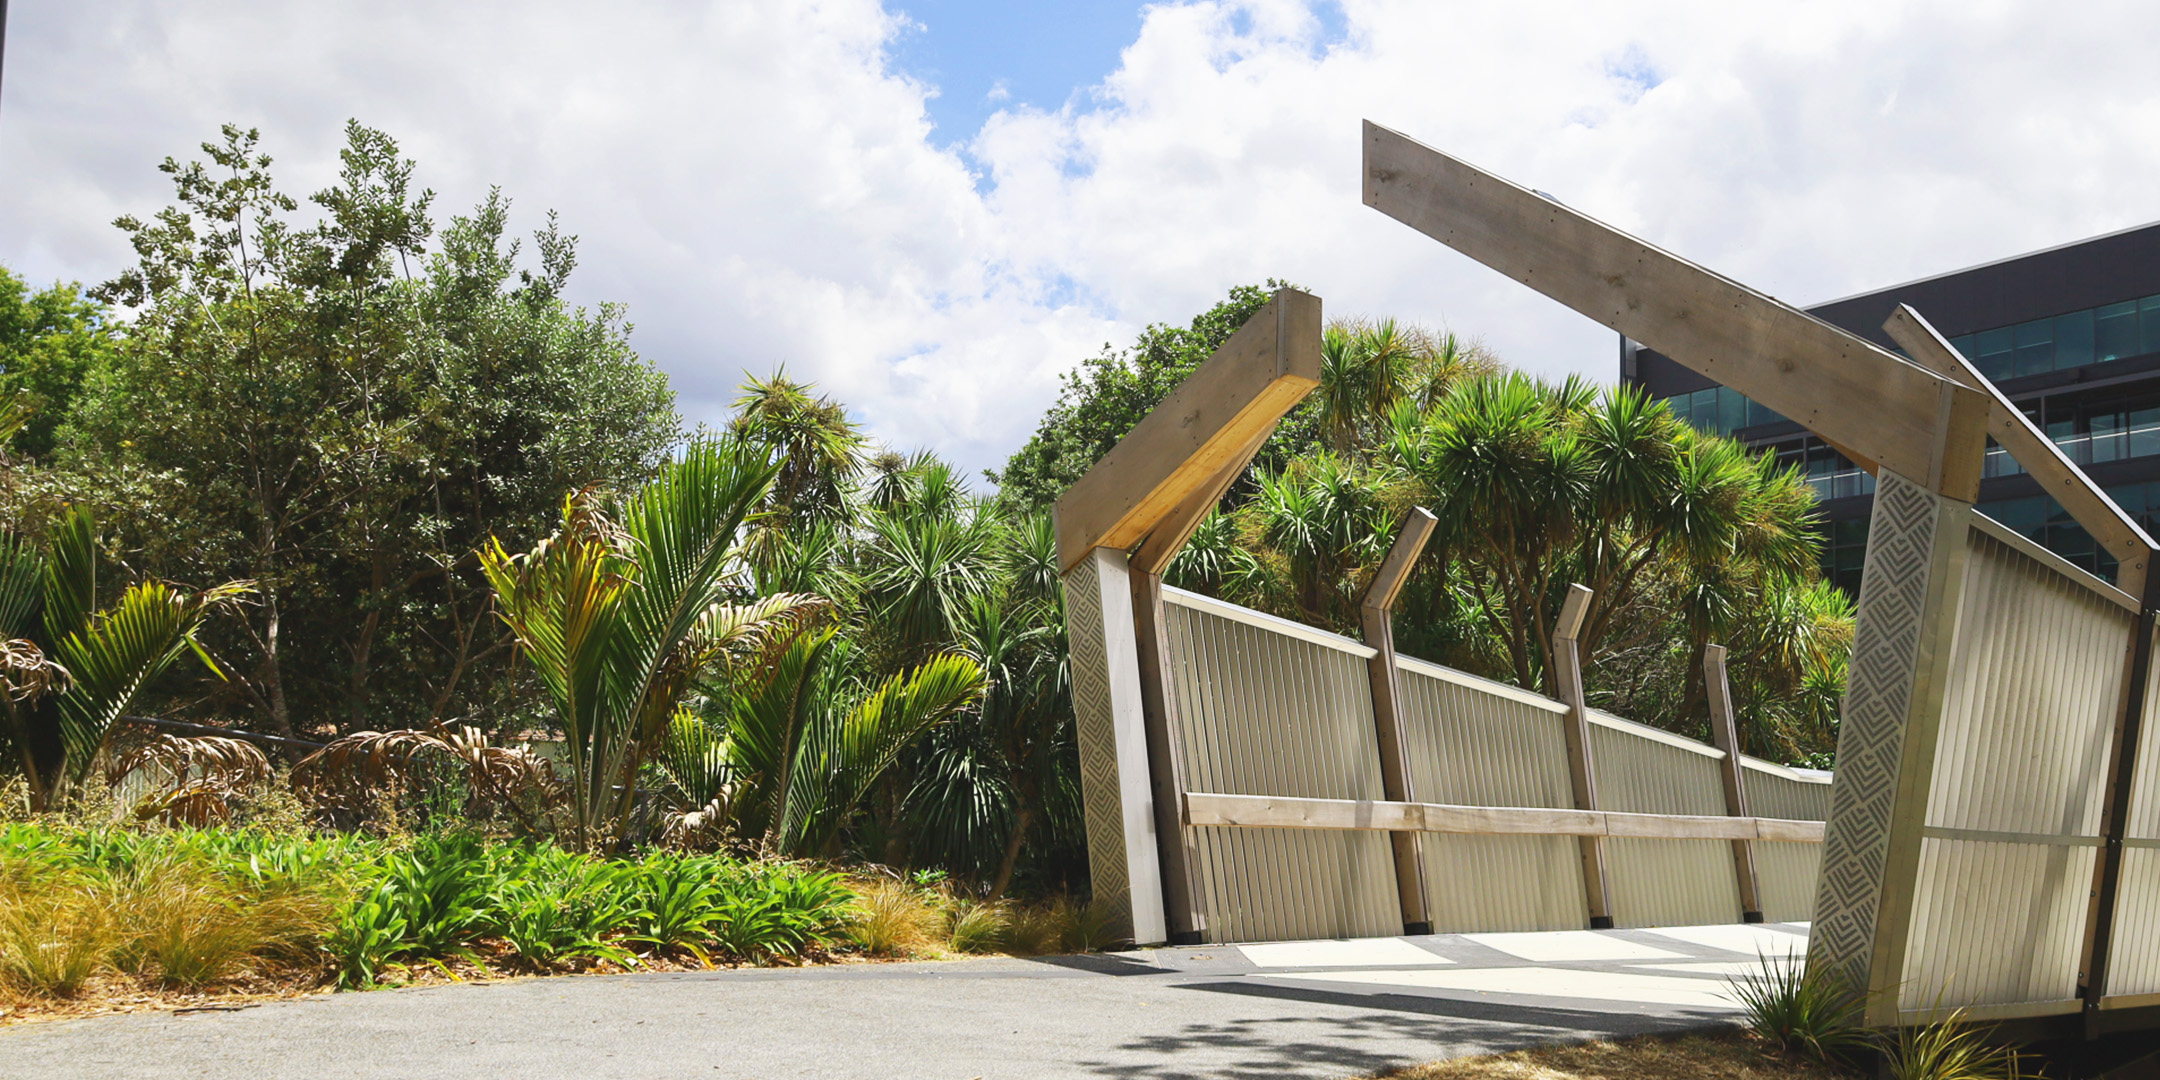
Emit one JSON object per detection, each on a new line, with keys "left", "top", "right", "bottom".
{"left": 1359, "top": 507, "right": 1439, "bottom": 934}
{"left": 1053, "top": 287, "right": 1324, "bottom": 946}
{"left": 1703, "top": 644, "right": 1763, "bottom": 923}
{"left": 1552, "top": 583, "right": 1612, "bottom": 929}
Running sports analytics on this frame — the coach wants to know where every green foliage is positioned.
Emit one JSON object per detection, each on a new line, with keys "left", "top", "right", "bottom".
{"left": 0, "top": 267, "right": 117, "bottom": 459}
{"left": 1878, "top": 1011, "right": 2029, "bottom": 1080}
{"left": 991, "top": 282, "right": 1294, "bottom": 509}
{"left": 481, "top": 437, "right": 802, "bottom": 850}
{"left": 56, "top": 121, "right": 678, "bottom": 741}
{"left": 1728, "top": 955, "right": 1866, "bottom": 1062}
{"left": 0, "top": 504, "right": 247, "bottom": 810}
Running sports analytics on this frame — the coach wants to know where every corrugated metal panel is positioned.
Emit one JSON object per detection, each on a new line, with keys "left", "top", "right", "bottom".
{"left": 1904, "top": 836, "right": 2096, "bottom": 1007}
{"left": 1755, "top": 842, "right": 1822, "bottom": 923}
{"left": 1395, "top": 657, "right": 1588, "bottom": 931}
{"left": 1900, "top": 528, "right": 2132, "bottom": 1011}
{"left": 1162, "top": 590, "right": 1399, "bottom": 943}
{"left": 1590, "top": 718, "right": 1742, "bottom": 928}
{"left": 1746, "top": 767, "right": 1834, "bottom": 822}
{"left": 2109, "top": 625, "right": 2160, "bottom": 997}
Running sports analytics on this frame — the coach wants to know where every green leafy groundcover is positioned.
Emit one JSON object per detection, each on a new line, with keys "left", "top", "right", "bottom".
{"left": 0, "top": 824, "right": 857, "bottom": 990}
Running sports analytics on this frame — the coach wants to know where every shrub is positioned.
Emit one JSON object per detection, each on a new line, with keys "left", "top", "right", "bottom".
{"left": 946, "top": 901, "right": 1010, "bottom": 954}
{"left": 328, "top": 879, "right": 408, "bottom": 988}
{"left": 1881, "top": 1008, "right": 2028, "bottom": 1080}
{"left": 1728, "top": 953, "right": 1866, "bottom": 1062}
{"left": 489, "top": 848, "right": 634, "bottom": 969}
{"left": 628, "top": 854, "right": 726, "bottom": 960}
{"left": 0, "top": 863, "right": 121, "bottom": 996}
{"left": 118, "top": 856, "right": 334, "bottom": 987}
{"left": 380, "top": 835, "right": 498, "bottom": 960}
{"left": 846, "top": 879, "right": 939, "bottom": 957}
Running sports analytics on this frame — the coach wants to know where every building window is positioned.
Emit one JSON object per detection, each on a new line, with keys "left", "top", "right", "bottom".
{"left": 1948, "top": 292, "right": 2160, "bottom": 382}
{"left": 1659, "top": 385, "right": 1787, "bottom": 437}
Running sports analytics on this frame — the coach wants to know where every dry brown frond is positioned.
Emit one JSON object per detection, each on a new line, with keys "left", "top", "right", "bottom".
{"left": 0, "top": 638, "right": 69, "bottom": 703}
{"left": 109, "top": 735, "right": 272, "bottom": 826}
{"left": 290, "top": 726, "right": 559, "bottom": 830}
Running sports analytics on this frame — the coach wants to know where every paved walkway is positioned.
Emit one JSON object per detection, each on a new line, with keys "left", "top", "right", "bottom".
{"left": 0, "top": 923, "right": 1807, "bottom": 1080}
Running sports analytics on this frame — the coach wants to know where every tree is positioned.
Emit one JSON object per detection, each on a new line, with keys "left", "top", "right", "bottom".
{"left": 0, "top": 268, "right": 118, "bottom": 459}
{"left": 990, "top": 282, "right": 1295, "bottom": 509}
{"left": 0, "top": 502, "right": 247, "bottom": 810}
{"left": 480, "top": 438, "right": 818, "bottom": 851}
{"left": 67, "top": 122, "right": 678, "bottom": 740}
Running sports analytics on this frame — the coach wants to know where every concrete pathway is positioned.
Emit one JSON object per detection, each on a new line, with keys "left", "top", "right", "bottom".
{"left": 0, "top": 923, "right": 1807, "bottom": 1080}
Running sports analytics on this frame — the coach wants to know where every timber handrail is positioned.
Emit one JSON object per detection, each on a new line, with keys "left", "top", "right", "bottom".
{"left": 1182, "top": 791, "right": 1825, "bottom": 843}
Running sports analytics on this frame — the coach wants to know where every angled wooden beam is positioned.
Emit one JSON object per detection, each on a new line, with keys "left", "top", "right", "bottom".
{"left": 1551, "top": 583, "right": 1613, "bottom": 928}
{"left": 1053, "top": 288, "right": 1323, "bottom": 572}
{"left": 1363, "top": 121, "right": 1990, "bottom": 499}
{"left": 1883, "top": 303, "right": 2158, "bottom": 598}
{"left": 1358, "top": 508, "right": 1439, "bottom": 933}
{"left": 1704, "top": 644, "right": 1765, "bottom": 923}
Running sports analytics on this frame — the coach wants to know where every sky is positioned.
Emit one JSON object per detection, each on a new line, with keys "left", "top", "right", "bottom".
{"left": 4, "top": 1, "right": 2160, "bottom": 483}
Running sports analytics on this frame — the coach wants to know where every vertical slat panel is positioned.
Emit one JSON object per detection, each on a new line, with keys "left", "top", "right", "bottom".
{"left": 1590, "top": 713, "right": 1742, "bottom": 928}
{"left": 1394, "top": 659, "right": 1588, "bottom": 931}
{"left": 1754, "top": 842, "right": 1824, "bottom": 923}
{"left": 1900, "top": 529, "right": 2132, "bottom": 1011}
{"left": 2108, "top": 623, "right": 2160, "bottom": 997}
{"left": 1744, "top": 766, "right": 1833, "bottom": 918}
{"left": 1161, "top": 590, "right": 1398, "bottom": 943}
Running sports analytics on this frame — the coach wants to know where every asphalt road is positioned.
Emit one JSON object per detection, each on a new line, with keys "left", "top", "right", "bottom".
{"left": 0, "top": 937, "right": 1752, "bottom": 1080}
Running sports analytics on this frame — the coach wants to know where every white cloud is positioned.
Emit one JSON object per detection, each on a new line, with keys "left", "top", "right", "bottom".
{"left": 5, "top": 0, "right": 2160, "bottom": 480}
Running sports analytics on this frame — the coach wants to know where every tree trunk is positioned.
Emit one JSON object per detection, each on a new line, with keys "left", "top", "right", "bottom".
{"left": 987, "top": 802, "right": 1035, "bottom": 902}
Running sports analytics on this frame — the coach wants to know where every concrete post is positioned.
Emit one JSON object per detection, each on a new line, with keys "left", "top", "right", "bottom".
{"left": 1060, "top": 546, "right": 1169, "bottom": 946}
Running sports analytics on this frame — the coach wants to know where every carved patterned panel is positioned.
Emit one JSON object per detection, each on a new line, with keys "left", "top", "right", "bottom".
{"left": 1062, "top": 555, "right": 1133, "bottom": 936}
{"left": 1811, "top": 471, "right": 1943, "bottom": 989}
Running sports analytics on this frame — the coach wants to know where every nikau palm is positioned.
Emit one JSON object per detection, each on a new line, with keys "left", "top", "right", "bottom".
{"left": 0, "top": 505, "right": 249, "bottom": 810}
{"left": 481, "top": 438, "right": 822, "bottom": 851}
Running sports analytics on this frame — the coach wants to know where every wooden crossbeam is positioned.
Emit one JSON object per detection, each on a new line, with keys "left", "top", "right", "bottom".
{"left": 1052, "top": 288, "right": 1323, "bottom": 572}
{"left": 1183, "top": 791, "right": 1826, "bottom": 843}
{"left": 1883, "top": 304, "right": 2159, "bottom": 598}
{"left": 1362, "top": 121, "right": 1989, "bottom": 499}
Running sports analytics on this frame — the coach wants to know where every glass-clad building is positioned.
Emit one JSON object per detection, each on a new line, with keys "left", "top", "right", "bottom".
{"left": 1621, "top": 221, "right": 2160, "bottom": 594}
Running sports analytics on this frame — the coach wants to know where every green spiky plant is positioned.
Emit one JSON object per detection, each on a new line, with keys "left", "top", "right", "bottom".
{"left": 0, "top": 502, "right": 249, "bottom": 811}
{"left": 662, "top": 627, "right": 984, "bottom": 857}
{"left": 481, "top": 437, "right": 828, "bottom": 851}
{"left": 1728, "top": 953, "right": 1867, "bottom": 1063}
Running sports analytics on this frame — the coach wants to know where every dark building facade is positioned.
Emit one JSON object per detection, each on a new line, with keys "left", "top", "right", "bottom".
{"left": 1621, "top": 221, "right": 2160, "bottom": 593}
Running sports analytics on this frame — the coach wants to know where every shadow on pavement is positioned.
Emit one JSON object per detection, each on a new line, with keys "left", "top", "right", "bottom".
{"left": 1066, "top": 978, "right": 1732, "bottom": 1080}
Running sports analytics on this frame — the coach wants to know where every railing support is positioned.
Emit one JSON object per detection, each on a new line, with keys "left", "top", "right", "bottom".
{"left": 1552, "top": 583, "right": 1613, "bottom": 929}
{"left": 1704, "top": 644, "right": 1764, "bottom": 923}
{"left": 2079, "top": 574, "right": 2160, "bottom": 1035}
{"left": 1359, "top": 507, "right": 1439, "bottom": 934}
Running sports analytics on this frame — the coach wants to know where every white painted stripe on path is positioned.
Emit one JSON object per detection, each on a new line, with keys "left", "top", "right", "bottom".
{"left": 1237, "top": 938, "right": 1452, "bottom": 968}
{"left": 1461, "top": 930, "right": 1687, "bottom": 963}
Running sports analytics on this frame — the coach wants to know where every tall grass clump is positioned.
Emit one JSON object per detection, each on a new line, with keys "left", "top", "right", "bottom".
{"left": 847, "top": 878, "right": 940, "bottom": 957}
{"left": 945, "top": 900, "right": 1010, "bottom": 954}
{"left": 1728, "top": 953, "right": 1866, "bottom": 1063}
{"left": 0, "top": 863, "right": 122, "bottom": 996}
{"left": 118, "top": 856, "right": 337, "bottom": 987}
{"left": 1880, "top": 1006, "right": 2028, "bottom": 1080}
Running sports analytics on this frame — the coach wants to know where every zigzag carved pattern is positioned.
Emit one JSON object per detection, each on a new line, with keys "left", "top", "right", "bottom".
{"left": 1062, "top": 557, "right": 1135, "bottom": 936}
{"left": 1810, "top": 472, "right": 1941, "bottom": 988}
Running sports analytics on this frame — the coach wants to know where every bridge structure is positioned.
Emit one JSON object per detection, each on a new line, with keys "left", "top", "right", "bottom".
{"left": 1053, "top": 122, "right": 2160, "bottom": 1040}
